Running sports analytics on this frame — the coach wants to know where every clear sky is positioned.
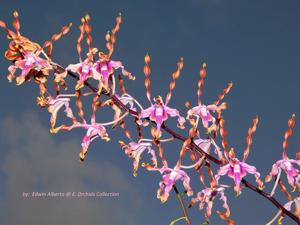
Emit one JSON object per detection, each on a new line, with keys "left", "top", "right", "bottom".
{"left": 0, "top": 0, "right": 300, "bottom": 224}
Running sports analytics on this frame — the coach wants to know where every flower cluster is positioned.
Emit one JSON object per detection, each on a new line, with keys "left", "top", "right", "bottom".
{"left": 1, "top": 11, "right": 300, "bottom": 225}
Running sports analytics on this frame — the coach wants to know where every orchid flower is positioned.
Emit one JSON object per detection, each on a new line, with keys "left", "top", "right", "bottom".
{"left": 139, "top": 96, "right": 185, "bottom": 134}
{"left": 1, "top": 11, "right": 71, "bottom": 62}
{"left": 145, "top": 165, "right": 193, "bottom": 203}
{"left": 138, "top": 54, "right": 185, "bottom": 134}
{"left": 215, "top": 150, "right": 263, "bottom": 195}
{"left": 0, "top": 11, "right": 43, "bottom": 61}
{"left": 93, "top": 13, "right": 134, "bottom": 92}
{"left": 94, "top": 56, "right": 133, "bottom": 89}
{"left": 66, "top": 58, "right": 100, "bottom": 90}
{"left": 116, "top": 93, "right": 144, "bottom": 111}
{"left": 215, "top": 117, "right": 263, "bottom": 195}
{"left": 193, "top": 137, "right": 224, "bottom": 161}
{"left": 119, "top": 140, "right": 157, "bottom": 177}
{"left": 79, "top": 124, "right": 110, "bottom": 161}
{"left": 187, "top": 103, "right": 226, "bottom": 133}
{"left": 187, "top": 63, "right": 232, "bottom": 133}
{"left": 266, "top": 196, "right": 300, "bottom": 225}
{"left": 190, "top": 185, "right": 230, "bottom": 222}
{"left": 265, "top": 114, "right": 300, "bottom": 195}
{"left": 47, "top": 95, "right": 74, "bottom": 133}
{"left": 7, "top": 51, "right": 52, "bottom": 85}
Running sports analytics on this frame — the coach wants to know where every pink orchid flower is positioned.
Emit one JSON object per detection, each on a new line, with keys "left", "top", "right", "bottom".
{"left": 187, "top": 64, "right": 231, "bottom": 133}
{"left": 265, "top": 114, "right": 300, "bottom": 194}
{"left": 94, "top": 59, "right": 133, "bottom": 88}
{"left": 266, "top": 158, "right": 300, "bottom": 193}
{"left": 194, "top": 137, "right": 224, "bottom": 160}
{"left": 146, "top": 165, "right": 193, "bottom": 203}
{"left": 215, "top": 149, "right": 263, "bottom": 196}
{"left": 116, "top": 93, "right": 145, "bottom": 112}
{"left": 119, "top": 140, "right": 157, "bottom": 177}
{"left": 66, "top": 59, "right": 100, "bottom": 90}
{"left": 187, "top": 103, "right": 226, "bottom": 133}
{"left": 7, "top": 51, "right": 52, "bottom": 85}
{"left": 266, "top": 196, "right": 300, "bottom": 225}
{"left": 79, "top": 124, "right": 110, "bottom": 161}
{"left": 190, "top": 185, "right": 230, "bottom": 221}
{"left": 139, "top": 96, "right": 185, "bottom": 134}
{"left": 47, "top": 95, "right": 74, "bottom": 133}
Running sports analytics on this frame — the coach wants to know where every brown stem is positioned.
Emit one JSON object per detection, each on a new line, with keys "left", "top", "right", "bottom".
{"left": 54, "top": 63, "right": 300, "bottom": 224}
{"left": 173, "top": 185, "right": 192, "bottom": 225}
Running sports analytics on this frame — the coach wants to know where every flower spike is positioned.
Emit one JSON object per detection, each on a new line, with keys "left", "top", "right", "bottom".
{"left": 197, "top": 63, "right": 207, "bottom": 105}
{"left": 165, "top": 57, "right": 184, "bottom": 105}
{"left": 84, "top": 14, "right": 94, "bottom": 61}
{"left": 43, "top": 22, "right": 72, "bottom": 57}
{"left": 243, "top": 116, "right": 259, "bottom": 162}
{"left": 219, "top": 118, "right": 229, "bottom": 160}
{"left": 213, "top": 81, "right": 233, "bottom": 106}
{"left": 283, "top": 113, "right": 296, "bottom": 158}
{"left": 144, "top": 53, "right": 152, "bottom": 104}
{"left": 77, "top": 17, "right": 86, "bottom": 62}
{"left": 106, "top": 13, "right": 122, "bottom": 57}
{"left": 12, "top": 11, "right": 20, "bottom": 36}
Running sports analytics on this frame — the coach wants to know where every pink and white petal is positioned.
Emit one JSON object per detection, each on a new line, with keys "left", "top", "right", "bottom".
{"left": 220, "top": 190, "right": 230, "bottom": 216}
{"left": 140, "top": 106, "right": 154, "bottom": 119}
{"left": 205, "top": 201, "right": 213, "bottom": 219}
{"left": 148, "top": 148, "right": 158, "bottom": 167}
{"left": 182, "top": 174, "right": 193, "bottom": 196}
{"left": 66, "top": 63, "right": 82, "bottom": 73}
{"left": 164, "top": 106, "right": 180, "bottom": 117}
{"left": 215, "top": 164, "right": 231, "bottom": 182}
{"left": 206, "top": 104, "right": 218, "bottom": 111}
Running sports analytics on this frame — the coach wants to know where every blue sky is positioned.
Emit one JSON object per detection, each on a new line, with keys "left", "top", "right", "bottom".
{"left": 0, "top": 0, "right": 300, "bottom": 224}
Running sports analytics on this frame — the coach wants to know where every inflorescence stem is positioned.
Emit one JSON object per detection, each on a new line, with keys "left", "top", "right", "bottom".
{"left": 53, "top": 62, "right": 300, "bottom": 225}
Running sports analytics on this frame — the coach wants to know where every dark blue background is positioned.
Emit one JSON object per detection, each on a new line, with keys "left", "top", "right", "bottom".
{"left": 0, "top": 1, "right": 299, "bottom": 224}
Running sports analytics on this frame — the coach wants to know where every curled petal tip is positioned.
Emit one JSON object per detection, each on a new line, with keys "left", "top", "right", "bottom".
{"left": 79, "top": 156, "right": 85, "bottom": 162}
{"left": 50, "top": 126, "right": 61, "bottom": 134}
{"left": 160, "top": 198, "right": 167, "bottom": 204}
{"left": 15, "top": 77, "right": 25, "bottom": 85}
{"left": 145, "top": 53, "right": 150, "bottom": 63}
{"left": 85, "top": 14, "right": 90, "bottom": 20}
{"left": 13, "top": 11, "right": 19, "bottom": 17}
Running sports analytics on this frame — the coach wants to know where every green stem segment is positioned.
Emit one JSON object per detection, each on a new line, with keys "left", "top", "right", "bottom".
{"left": 173, "top": 185, "right": 192, "bottom": 225}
